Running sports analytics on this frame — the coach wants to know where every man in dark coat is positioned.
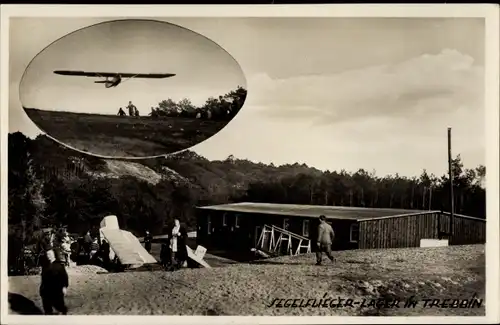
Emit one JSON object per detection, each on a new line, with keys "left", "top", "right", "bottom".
{"left": 83, "top": 231, "right": 93, "bottom": 261}
{"left": 100, "top": 240, "right": 111, "bottom": 267}
{"left": 144, "top": 231, "right": 153, "bottom": 253}
{"left": 160, "top": 239, "right": 170, "bottom": 269}
{"left": 39, "top": 250, "right": 69, "bottom": 315}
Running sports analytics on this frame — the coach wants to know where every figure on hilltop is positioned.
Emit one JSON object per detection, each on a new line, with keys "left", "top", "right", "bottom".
{"left": 126, "top": 101, "right": 137, "bottom": 117}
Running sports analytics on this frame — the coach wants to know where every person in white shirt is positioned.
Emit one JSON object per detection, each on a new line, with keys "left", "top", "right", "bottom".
{"left": 60, "top": 230, "right": 72, "bottom": 267}
{"left": 169, "top": 219, "right": 188, "bottom": 270}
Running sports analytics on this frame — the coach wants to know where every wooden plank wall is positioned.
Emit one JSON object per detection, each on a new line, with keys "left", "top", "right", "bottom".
{"left": 438, "top": 213, "right": 486, "bottom": 246}
{"left": 358, "top": 212, "right": 486, "bottom": 249}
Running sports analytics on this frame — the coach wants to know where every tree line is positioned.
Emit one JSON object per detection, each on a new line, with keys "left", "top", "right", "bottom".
{"left": 239, "top": 161, "right": 485, "bottom": 216}
{"left": 150, "top": 86, "right": 247, "bottom": 121}
{"left": 8, "top": 132, "right": 485, "bottom": 270}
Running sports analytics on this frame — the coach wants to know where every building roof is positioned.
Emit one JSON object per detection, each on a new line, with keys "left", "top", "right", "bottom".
{"left": 197, "top": 202, "right": 435, "bottom": 221}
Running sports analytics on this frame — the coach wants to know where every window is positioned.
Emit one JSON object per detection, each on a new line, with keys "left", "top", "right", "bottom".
{"left": 350, "top": 223, "right": 359, "bottom": 243}
{"left": 222, "top": 213, "right": 227, "bottom": 226}
{"left": 235, "top": 214, "right": 241, "bottom": 228}
{"left": 283, "top": 218, "right": 290, "bottom": 230}
{"left": 302, "top": 220, "right": 310, "bottom": 237}
{"left": 207, "top": 215, "right": 212, "bottom": 235}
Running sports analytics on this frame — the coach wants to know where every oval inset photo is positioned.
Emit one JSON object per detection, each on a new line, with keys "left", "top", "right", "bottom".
{"left": 20, "top": 19, "right": 247, "bottom": 158}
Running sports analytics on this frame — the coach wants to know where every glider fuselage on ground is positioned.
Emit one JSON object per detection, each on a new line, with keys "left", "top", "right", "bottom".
{"left": 53, "top": 70, "right": 176, "bottom": 88}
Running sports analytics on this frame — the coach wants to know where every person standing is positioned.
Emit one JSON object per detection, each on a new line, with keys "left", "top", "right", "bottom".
{"left": 149, "top": 107, "right": 158, "bottom": 118}
{"left": 39, "top": 250, "right": 69, "bottom": 315}
{"left": 169, "top": 219, "right": 188, "bottom": 270}
{"left": 48, "top": 229, "right": 56, "bottom": 251}
{"left": 144, "top": 231, "right": 153, "bottom": 253}
{"left": 90, "top": 238, "right": 99, "bottom": 262}
{"left": 127, "top": 101, "right": 136, "bottom": 117}
{"left": 160, "top": 239, "right": 170, "bottom": 269}
{"left": 100, "top": 239, "right": 111, "bottom": 268}
{"left": 60, "top": 230, "right": 72, "bottom": 267}
{"left": 83, "top": 231, "right": 93, "bottom": 262}
{"left": 316, "top": 215, "right": 335, "bottom": 265}
{"left": 37, "top": 229, "right": 53, "bottom": 268}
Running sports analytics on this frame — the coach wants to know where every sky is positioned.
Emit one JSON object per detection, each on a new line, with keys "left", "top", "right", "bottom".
{"left": 18, "top": 19, "right": 245, "bottom": 114}
{"left": 9, "top": 17, "right": 485, "bottom": 178}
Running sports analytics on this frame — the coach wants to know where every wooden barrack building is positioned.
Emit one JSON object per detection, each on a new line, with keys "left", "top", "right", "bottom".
{"left": 195, "top": 202, "right": 486, "bottom": 254}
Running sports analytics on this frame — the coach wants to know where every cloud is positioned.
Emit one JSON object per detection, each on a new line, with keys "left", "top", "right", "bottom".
{"left": 192, "top": 48, "right": 485, "bottom": 177}
{"left": 245, "top": 49, "right": 484, "bottom": 126}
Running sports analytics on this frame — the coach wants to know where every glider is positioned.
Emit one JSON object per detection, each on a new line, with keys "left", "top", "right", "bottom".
{"left": 53, "top": 70, "right": 176, "bottom": 88}
{"left": 99, "top": 215, "right": 157, "bottom": 268}
{"left": 99, "top": 215, "right": 211, "bottom": 269}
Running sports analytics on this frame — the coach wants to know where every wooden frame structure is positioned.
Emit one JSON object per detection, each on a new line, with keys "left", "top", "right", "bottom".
{"left": 255, "top": 224, "right": 311, "bottom": 256}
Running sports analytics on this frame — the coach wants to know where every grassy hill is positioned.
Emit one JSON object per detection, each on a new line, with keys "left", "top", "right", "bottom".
{"left": 23, "top": 108, "right": 228, "bottom": 158}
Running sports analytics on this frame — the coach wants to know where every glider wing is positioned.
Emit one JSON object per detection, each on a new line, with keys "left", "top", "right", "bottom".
{"left": 119, "top": 73, "right": 176, "bottom": 79}
{"left": 54, "top": 70, "right": 176, "bottom": 78}
{"left": 54, "top": 70, "right": 117, "bottom": 78}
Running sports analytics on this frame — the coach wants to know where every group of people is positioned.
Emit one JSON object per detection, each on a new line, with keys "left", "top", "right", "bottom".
{"left": 36, "top": 227, "right": 112, "bottom": 268}
{"left": 117, "top": 101, "right": 140, "bottom": 117}
{"left": 36, "top": 229, "right": 114, "bottom": 315}
{"left": 143, "top": 219, "right": 189, "bottom": 271}
{"left": 78, "top": 231, "right": 112, "bottom": 268}
{"left": 33, "top": 215, "right": 335, "bottom": 315}
{"left": 37, "top": 227, "right": 73, "bottom": 267}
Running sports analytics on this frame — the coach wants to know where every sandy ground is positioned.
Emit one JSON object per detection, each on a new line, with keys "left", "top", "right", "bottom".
{"left": 8, "top": 244, "right": 485, "bottom": 316}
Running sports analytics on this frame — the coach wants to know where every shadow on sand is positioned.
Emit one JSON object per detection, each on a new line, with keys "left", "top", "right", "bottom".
{"left": 249, "top": 260, "right": 309, "bottom": 266}
{"left": 8, "top": 292, "right": 43, "bottom": 315}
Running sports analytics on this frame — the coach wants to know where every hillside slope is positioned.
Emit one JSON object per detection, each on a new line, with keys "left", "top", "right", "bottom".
{"left": 88, "top": 159, "right": 188, "bottom": 185}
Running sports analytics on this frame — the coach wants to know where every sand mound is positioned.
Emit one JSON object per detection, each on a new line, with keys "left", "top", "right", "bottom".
{"left": 102, "top": 161, "right": 164, "bottom": 184}
{"left": 87, "top": 160, "right": 188, "bottom": 185}
{"left": 66, "top": 265, "right": 108, "bottom": 276}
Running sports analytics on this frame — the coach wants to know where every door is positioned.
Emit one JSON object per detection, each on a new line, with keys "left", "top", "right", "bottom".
{"left": 437, "top": 213, "right": 451, "bottom": 239}
{"left": 254, "top": 226, "right": 262, "bottom": 247}
{"left": 283, "top": 218, "right": 290, "bottom": 231}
